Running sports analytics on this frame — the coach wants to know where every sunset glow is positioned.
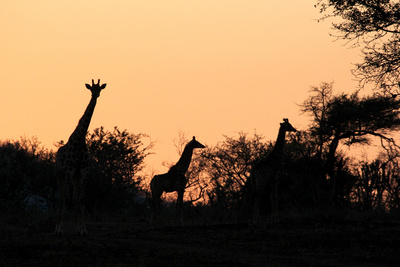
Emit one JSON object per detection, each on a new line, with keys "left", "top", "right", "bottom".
{"left": 1, "top": 0, "right": 361, "bottom": 170}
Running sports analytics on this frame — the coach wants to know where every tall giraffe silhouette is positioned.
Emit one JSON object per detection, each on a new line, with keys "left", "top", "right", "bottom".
{"left": 250, "top": 118, "right": 296, "bottom": 222}
{"left": 54, "top": 79, "right": 106, "bottom": 236}
{"left": 150, "top": 137, "right": 205, "bottom": 221}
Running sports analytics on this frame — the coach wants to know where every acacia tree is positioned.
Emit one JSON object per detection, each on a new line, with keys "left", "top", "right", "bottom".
{"left": 317, "top": 0, "right": 400, "bottom": 93}
{"left": 301, "top": 82, "right": 400, "bottom": 205}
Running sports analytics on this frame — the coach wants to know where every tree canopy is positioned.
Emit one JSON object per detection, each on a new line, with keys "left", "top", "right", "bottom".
{"left": 317, "top": 0, "right": 400, "bottom": 92}
{"left": 301, "top": 82, "right": 400, "bottom": 205}
{"left": 302, "top": 82, "right": 400, "bottom": 152}
{"left": 200, "top": 132, "right": 270, "bottom": 208}
{"left": 85, "top": 127, "right": 153, "bottom": 213}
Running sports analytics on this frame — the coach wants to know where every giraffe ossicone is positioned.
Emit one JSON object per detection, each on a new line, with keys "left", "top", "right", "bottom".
{"left": 85, "top": 79, "right": 107, "bottom": 91}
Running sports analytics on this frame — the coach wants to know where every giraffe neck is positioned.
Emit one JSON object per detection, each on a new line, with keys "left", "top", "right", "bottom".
{"left": 269, "top": 126, "right": 287, "bottom": 161}
{"left": 172, "top": 144, "right": 194, "bottom": 174}
{"left": 68, "top": 95, "right": 98, "bottom": 143}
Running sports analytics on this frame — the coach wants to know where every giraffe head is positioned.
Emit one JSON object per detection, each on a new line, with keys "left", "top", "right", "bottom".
{"left": 85, "top": 79, "right": 107, "bottom": 98}
{"left": 188, "top": 136, "right": 205, "bottom": 149}
{"left": 281, "top": 118, "right": 297, "bottom": 133}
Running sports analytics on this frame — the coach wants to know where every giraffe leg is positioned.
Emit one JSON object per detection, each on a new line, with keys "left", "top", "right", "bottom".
{"left": 253, "top": 192, "right": 261, "bottom": 224}
{"left": 54, "top": 176, "right": 67, "bottom": 236}
{"left": 150, "top": 191, "right": 162, "bottom": 224}
{"left": 251, "top": 172, "right": 264, "bottom": 224}
{"left": 71, "top": 179, "right": 80, "bottom": 235}
{"left": 177, "top": 190, "right": 184, "bottom": 225}
{"left": 150, "top": 175, "right": 164, "bottom": 224}
{"left": 271, "top": 181, "right": 279, "bottom": 222}
{"left": 74, "top": 169, "right": 88, "bottom": 236}
{"left": 177, "top": 190, "right": 183, "bottom": 211}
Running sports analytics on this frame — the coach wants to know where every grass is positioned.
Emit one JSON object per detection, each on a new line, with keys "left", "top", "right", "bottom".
{"left": 1, "top": 205, "right": 400, "bottom": 266}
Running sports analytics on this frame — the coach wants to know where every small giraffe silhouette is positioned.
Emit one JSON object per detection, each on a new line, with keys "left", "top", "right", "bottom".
{"left": 54, "top": 79, "right": 106, "bottom": 236}
{"left": 150, "top": 136, "right": 205, "bottom": 221}
{"left": 250, "top": 118, "right": 296, "bottom": 222}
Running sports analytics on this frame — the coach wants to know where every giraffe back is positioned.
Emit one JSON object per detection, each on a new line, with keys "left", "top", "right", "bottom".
{"left": 251, "top": 158, "right": 279, "bottom": 191}
{"left": 56, "top": 141, "right": 90, "bottom": 174}
{"left": 151, "top": 168, "right": 186, "bottom": 194}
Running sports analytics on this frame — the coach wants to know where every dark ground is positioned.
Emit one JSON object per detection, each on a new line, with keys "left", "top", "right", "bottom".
{"left": 1, "top": 218, "right": 400, "bottom": 266}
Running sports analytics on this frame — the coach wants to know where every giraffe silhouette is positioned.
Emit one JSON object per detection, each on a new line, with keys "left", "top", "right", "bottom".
{"left": 250, "top": 118, "right": 296, "bottom": 222}
{"left": 150, "top": 136, "right": 205, "bottom": 222}
{"left": 54, "top": 79, "right": 106, "bottom": 236}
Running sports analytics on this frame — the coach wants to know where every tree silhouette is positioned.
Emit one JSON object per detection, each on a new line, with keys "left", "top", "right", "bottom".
{"left": 0, "top": 137, "right": 56, "bottom": 213}
{"left": 201, "top": 132, "right": 270, "bottom": 209}
{"left": 301, "top": 82, "right": 400, "bottom": 206}
{"left": 317, "top": 0, "right": 400, "bottom": 93}
{"left": 353, "top": 147, "right": 400, "bottom": 212}
{"left": 85, "top": 126, "right": 153, "bottom": 214}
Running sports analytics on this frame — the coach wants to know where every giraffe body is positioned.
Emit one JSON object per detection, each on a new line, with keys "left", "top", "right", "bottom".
{"left": 250, "top": 118, "right": 296, "bottom": 222}
{"left": 150, "top": 137, "right": 205, "bottom": 221}
{"left": 54, "top": 79, "right": 106, "bottom": 236}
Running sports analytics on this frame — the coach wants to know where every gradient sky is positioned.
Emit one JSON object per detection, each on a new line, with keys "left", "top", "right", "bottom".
{"left": 1, "top": 1, "right": 362, "bottom": 172}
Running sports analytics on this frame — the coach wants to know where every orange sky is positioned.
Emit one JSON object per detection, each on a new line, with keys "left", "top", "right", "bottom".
{"left": 1, "top": 1, "right": 362, "bottom": 172}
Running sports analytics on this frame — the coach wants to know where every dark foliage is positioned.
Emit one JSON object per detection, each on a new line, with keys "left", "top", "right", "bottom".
{"left": 301, "top": 82, "right": 400, "bottom": 207}
{"left": 200, "top": 132, "right": 270, "bottom": 211}
{"left": 0, "top": 129, "right": 153, "bottom": 220}
{"left": 0, "top": 137, "right": 56, "bottom": 213}
{"left": 85, "top": 126, "right": 153, "bottom": 216}
{"left": 317, "top": 0, "right": 400, "bottom": 92}
{"left": 353, "top": 155, "right": 400, "bottom": 211}
{"left": 1, "top": 118, "right": 400, "bottom": 222}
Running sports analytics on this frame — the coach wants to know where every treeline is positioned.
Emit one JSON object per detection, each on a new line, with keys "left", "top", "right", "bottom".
{"left": 0, "top": 128, "right": 153, "bottom": 219}
{"left": 1, "top": 83, "right": 400, "bottom": 221}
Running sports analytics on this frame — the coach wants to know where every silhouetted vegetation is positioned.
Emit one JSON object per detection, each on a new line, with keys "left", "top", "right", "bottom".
{"left": 3, "top": 111, "right": 400, "bottom": 266}
{"left": 317, "top": 0, "right": 400, "bottom": 93}
{"left": 300, "top": 82, "right": 400, "bottom": 208}
{"left": 0, "top": 137, "right": 56, "bottom": 214}
{"left": 85, "top": 127, "right": 153, "bottom": 218}
{"left": 3, "top": 2, "right": 400, "bottom": 265}
{"left": 200, "top": 132, "right": 269, "bottom": 210}
{"left": 354, "top": 156, "right": 400, "bottom": 212}
{"left": 0, "top": 128, "right": 153, "bottom": 221}
{"left": 2, "top": 96, "right": 400, "bottom": 223}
